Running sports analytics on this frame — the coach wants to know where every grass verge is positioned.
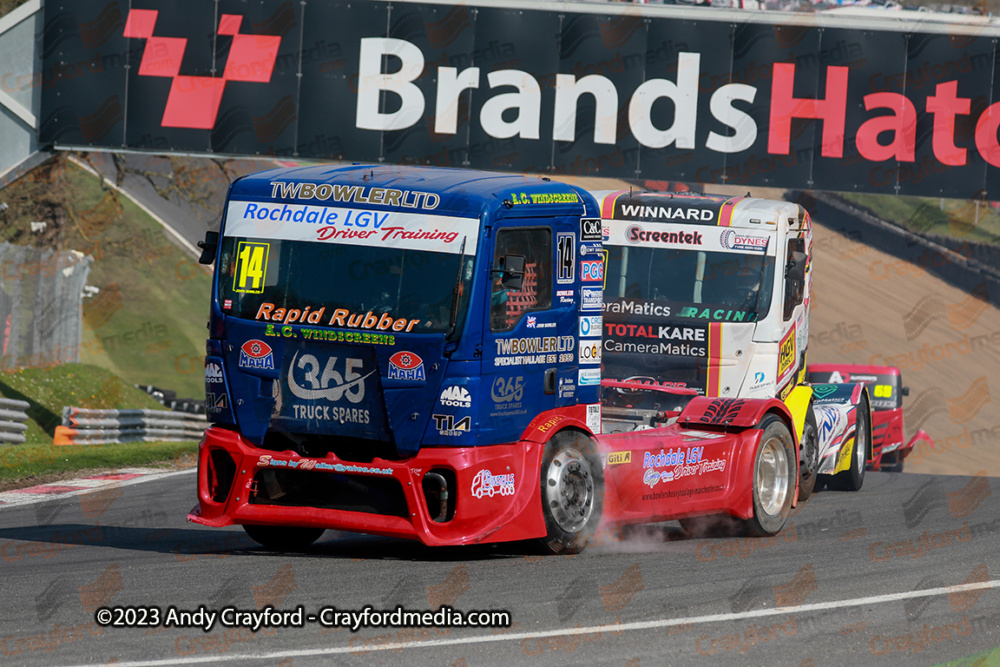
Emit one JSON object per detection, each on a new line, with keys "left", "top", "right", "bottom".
{"left": 838, "top": 192, "right": 1000, "bottom": 246}
{"left": 935, "top": 646, "right": 1000, "bottom": 667}
{"left": 0, "top": 440, "right": 198, "bottom": 491}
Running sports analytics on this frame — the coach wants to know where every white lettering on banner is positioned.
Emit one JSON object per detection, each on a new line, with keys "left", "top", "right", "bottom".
{"left": 481, "top": 70, "right": 541, "bottom": 140}
{"left": 630, "top": 53, "right": 700, "bottom": 150}
{"left": 349, "top": 38, "right": 1000, "bottom": 173}
{"left": 223, "top": 201, "right": 479, "bottom": 254}
{"left": 707, "top": 83, "right": 758, "bottom": 154}
{"left": 354, "top": 40, "right": 744, "bottom": 152}
{"left": 356, "top": 38, "right": 426, "bottom": 131}
{"left": 555, "top": 76, "right": 618, "bottom": 145}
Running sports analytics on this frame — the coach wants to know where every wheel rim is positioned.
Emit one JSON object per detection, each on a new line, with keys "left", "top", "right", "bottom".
{"left": 757, "top": 436, "right": 790, "bottom": 516}
{"left": 544, "top": 447, "right": 595, "bottom": 533}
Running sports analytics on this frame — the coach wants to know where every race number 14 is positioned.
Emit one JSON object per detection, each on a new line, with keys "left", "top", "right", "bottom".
{"left": 234, "top": 242, "right": 270, "bottom": 294}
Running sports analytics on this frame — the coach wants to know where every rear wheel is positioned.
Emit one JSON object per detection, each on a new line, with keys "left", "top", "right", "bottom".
{"left": 743, "top": 415, "right": 796, "bottom": 536}
{"left": 243, "top": 524, "right": 325, "bottom": 550}
{"left": 797, "top": 405, "right": 820, "bottom": 501}
{"left": 828, "top": 394, "right": 870, "bottom": 491}
{"left": 537, "top": 430, "right": 604, "bottom": 555}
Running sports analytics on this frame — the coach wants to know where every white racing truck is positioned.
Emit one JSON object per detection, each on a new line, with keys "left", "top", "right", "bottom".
{"left": 592, "top": 190, "right": 872, "bottom": 511}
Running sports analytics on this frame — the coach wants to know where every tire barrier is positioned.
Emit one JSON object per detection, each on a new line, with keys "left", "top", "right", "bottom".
{"left": 0, "top": 398, "right": 30, "bottom": 445}
{"left": 54, "top": 407, "right": 208, "bottom": 446}
{"left": 135, "top": 384, "right": 206, "bottom": 415}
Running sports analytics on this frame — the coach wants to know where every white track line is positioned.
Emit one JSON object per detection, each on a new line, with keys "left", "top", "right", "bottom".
{"left": 54, "top": 579, "right": 1000, "bottom": 667}
{"left": 0, "top": 468, "right": 194, "bottom": 508}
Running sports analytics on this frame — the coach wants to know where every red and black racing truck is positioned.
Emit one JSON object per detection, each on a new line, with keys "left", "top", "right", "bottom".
{"left": 807, "top": 364, "right": 931, "bottom": 472}
{"left": 190, "top": 165, "right": 816, "bottom": 553}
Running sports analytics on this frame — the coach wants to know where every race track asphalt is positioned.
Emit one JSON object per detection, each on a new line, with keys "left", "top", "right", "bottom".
{"left": 0, "top": 469, "right": 997, "bottom": 666}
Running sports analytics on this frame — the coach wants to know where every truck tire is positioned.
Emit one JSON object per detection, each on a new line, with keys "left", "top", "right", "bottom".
{"left": 797, "top": 405, "right": 820, "bottom": 502}
{"left": 828, "top": 394, "right": 870, "bottom": 491}
{"left": 537, "top": 430, "right": 604, "bottom": 555}
{"left": 743, "top": 415, "right": 796, "bottom": 536}
{"left": 243, "top": 524, "right": 325, "bottom": 550}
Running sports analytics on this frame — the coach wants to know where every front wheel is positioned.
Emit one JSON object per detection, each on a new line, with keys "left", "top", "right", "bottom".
{"left": 743, "top": 415, "right": 796, "bottom": 536}
{"left": 243, "top": 524, "right": 325, "bottom": 550}
{"left": 537, "top": 430, "right": 604, "bottom": 555}
{"left": 828, "top": 393, "right": 870, "bottom": 491}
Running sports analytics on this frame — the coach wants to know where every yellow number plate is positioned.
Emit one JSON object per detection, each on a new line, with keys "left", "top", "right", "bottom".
{"left": 233, "top": 242, "right": 269, "bottom": 294}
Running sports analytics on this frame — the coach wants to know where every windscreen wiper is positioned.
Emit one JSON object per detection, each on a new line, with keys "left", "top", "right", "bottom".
{"left": 446, "top": 235, "right": 468, "bottom": 341}
{"left": 747, "top": 235, "right": 771, "bottom": 318}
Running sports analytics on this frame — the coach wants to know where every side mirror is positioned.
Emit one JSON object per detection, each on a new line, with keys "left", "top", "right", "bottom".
{"left": 786, "top": 250, "right": 807, "bottom": 285}
{"left": 497, "top": 254, "right": 525, "bottom": 291}
{"left": 901, "top": 386, "right": 910, "bottom": 397}
{"left": 198, "top": 230, "right": 219, "bottom": 265}
{"left": 783, "top": 250, "right": 807, "bottom": 319}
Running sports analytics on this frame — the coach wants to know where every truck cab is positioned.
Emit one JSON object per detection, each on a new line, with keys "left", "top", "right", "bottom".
{"left": 593, "top": 190, "right": 870, "bottom": 498}
{"left": 594, "top": 191, "right": 810, "bottom": 403}
{"left": 191, "top": 165, "right": 604, "bottom": 552}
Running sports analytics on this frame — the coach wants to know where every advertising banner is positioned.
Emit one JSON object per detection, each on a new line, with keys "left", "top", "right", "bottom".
{"left": 37, "top": 0, "right": 1000, "bottom": 198}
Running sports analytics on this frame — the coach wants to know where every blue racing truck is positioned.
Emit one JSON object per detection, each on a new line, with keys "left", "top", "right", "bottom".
{"left": 190, "top": 165, "right": 608, "bottom": 552}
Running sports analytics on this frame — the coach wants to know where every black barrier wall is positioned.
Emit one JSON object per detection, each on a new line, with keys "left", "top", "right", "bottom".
{"left": 34, "top": 0, "right": 1000, "bottom": 198}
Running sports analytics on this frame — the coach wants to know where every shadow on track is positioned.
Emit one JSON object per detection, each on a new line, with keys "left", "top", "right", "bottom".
{"left": 0, "top": 523, "right": 541, "bottom": 561}
{"left": 2, "top": 472, "right": 972, "bottom": 562}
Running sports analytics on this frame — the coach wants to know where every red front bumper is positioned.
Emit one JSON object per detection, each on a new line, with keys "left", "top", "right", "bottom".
{"left": 187, "top": 427, "right": 547, "bottom": 547}
{"left": 869, "top": 407, "right": 910, "bottom": 469}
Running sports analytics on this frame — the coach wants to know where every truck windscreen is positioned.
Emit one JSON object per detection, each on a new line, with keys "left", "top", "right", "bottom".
{"left": 217, "top": 237, "right": 475, "bottom": 336}
{"left": 603, "top": 245, "right": 776, "bottom": 320}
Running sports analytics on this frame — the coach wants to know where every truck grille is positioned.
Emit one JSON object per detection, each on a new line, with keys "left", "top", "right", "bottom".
{"left": 249, "top": 468, "right": 409, "bottom": 518}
